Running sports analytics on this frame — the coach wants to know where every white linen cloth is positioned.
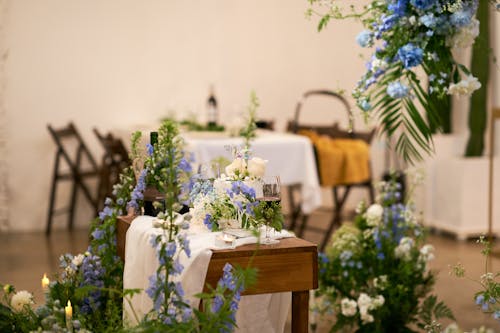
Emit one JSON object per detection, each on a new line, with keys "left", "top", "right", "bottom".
{"left": 184, "top": 130, "right": 321, "bottom": 214}
{"left": 123, "top": 216, "right": 294, "bottom": 332}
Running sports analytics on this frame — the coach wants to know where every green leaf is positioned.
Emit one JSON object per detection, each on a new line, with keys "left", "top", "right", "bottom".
{"left": 318, "top": 15, "right": 331, "bottom": 31}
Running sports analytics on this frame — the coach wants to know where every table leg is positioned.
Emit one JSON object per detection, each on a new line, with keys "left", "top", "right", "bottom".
{"left": 292, "top": 290, "right": 309, "bottom": 333}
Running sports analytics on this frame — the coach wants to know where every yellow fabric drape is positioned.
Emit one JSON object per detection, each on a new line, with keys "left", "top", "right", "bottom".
{"left": 300, "top": 130, "right": 371, "bottom": 186}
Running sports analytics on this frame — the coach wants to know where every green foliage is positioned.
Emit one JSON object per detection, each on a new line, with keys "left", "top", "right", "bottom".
{"left": 239, "top": 91, "right": 259, "bottom": 150}
{"left": 252, "top": 200, "right": 284, "bottom": 232}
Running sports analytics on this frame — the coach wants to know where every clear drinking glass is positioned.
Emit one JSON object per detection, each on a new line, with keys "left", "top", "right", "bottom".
{"left": 260, "top": 176, "right": 281, "bottom": 245}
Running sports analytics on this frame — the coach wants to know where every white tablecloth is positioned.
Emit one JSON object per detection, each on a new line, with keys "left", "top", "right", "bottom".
{"left": 123, "top": 216, "right": 294, "bottom": 332}
{"left": 185, "top": 130, "right": 320, "bottom": 214}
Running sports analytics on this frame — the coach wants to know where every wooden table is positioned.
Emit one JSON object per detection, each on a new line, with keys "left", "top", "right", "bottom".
{"left": 117, "top": 216, "right": 318, "bottom": 333}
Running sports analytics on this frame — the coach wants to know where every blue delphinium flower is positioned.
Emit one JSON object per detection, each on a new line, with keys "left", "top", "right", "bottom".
{"left": 177, "top": 157, "right": 192, "bottom": 173}
{"left": 146, "top": 143, "right": 154, "bottom": 156}
{"left": 356, "top": 30, "right": 373, "bottom": 47}
{"left": 98, "top": 206, "right": 114, "bottom": 221}
{"left": 387, "top": 81, "right": 409, "bottom": 99}
{"left": 203, "top": 214, "right": 213, "bottom": 230}
{"left": 397, "top": 43, "right": 423, "bottom": 68}
{"left": 79, "top": 254, "right": 106, "bottom": 314}
{"left": 127, "top": 168, "right": 147, "bottom": 210}
{"left": 378, "top": 14, "right": 398, "bottom": 34}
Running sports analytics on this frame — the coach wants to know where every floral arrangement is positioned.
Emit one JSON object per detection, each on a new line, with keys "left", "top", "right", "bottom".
{"left": 190, "top": 148, "right": 284, "bottom": 232}
{"left": 0, "top": 120, "right": 254, "bottom": 332}
{"left": 315, "top": 174, "right": 453, "bottom": 332}
{"left": 306, "top": 0, "right": 490, "bottom": 163}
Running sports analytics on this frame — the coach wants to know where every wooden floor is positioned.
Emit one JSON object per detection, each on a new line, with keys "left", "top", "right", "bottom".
{"left": 1, "top": 211, "right": 499, "bottom": 332}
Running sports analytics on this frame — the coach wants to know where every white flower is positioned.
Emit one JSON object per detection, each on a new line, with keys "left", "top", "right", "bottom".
{"left": 225, "top": 158, "right": 247, "bottom": 177}
{"left": 365, "top": 204, "right": 384, "bottom": 226}
{"left": 419, "top": 244, "right": 435, "bottom": 262}
{"left": 408, "top": 16, "right": 416, "bottom": 25}
{"left": 372, "top": 295, "right": 385, "bottom": 308}
{"left": 360, "top": 311, "right": 374, "bottom": 324}
{"left": 447, "top": 75, "right": 481, "bottom": 97}
{"left": 357, "top": 293, "right": 372, "bottom": 307}
{"left": 72, "top": 254, "right": 85, "bottom": 267}
{"left": 10, "top": 290, "right": 33, "bottom": 312}
{"left": 447, "top": 18, "right": 479, "bottom": 49}
{"left": 394, "top": 237, "right": 414, "bottom": 261}
{"left": 371, "top": 58, "right": 388, "bottom": 71}
{"left": 340, "top": 298, "right": 357, "bottom": 317}
{"left": 373, "top": 275, "right": 387, "bottom": 290}
{"left": 247, "top": 157, "right": 267, "bottom": 178}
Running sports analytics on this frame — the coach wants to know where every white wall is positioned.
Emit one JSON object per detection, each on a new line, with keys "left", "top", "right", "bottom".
{"left": 3, "top": 0, "right": 375, "bottom": 231}
{"left": 2, "top": 1, "right": 499, "bottom": 232}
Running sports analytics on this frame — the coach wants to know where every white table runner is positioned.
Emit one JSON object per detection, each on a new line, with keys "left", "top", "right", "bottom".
{"left": 123, "top": 216, "right": 294, "bottom": 332}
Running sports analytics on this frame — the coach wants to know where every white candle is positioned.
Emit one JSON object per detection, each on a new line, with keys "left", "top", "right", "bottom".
{"left": 65, "top": 300, "right": 73, "bottom": 331}
{"left": 41, "top": 273, "right": 50, "bottom": 292}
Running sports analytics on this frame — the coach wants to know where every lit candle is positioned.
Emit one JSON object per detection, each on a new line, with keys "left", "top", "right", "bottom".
{"left": 41, "top": 273, "right": 50, "bottom": 292}
{"left": 65, "top": 300, "right": 73, "bottom": 331}
{"left": 222, "top": 234, "right": 235, "bottom": 243}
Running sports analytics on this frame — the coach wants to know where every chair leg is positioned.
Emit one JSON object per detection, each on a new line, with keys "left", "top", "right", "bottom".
{"left": 46, "top": 154, "right": 61, "bottom": 236}
{"left": 368, "top": 182, "right": 375, "bottom": 204}
{"left": 68, "top": 176, "right": 78, "bottom": 231}
{"left": 287, "top": 184, "right": 301, "bottom": 232}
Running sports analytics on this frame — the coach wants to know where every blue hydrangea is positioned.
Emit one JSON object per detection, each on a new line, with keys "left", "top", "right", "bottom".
{"left": 387, "top": 81, "right": 409, "bottom": 99}
{"left": 410, "top": 0, "right": 436, "bottom": 10}
{"left": 356, "top": 30, "right": 373, "bottom": 48}
{"left": 388, "top": 0, "right": 409, "bottom": 16}
{"left": 450, "top": 9, "right": 473, "bottom": 28}
{"left": 397, "top": 43, "right": 423, "bottom": 68}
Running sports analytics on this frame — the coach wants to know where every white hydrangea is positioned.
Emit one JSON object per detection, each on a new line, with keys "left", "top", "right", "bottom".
{"left": 365, "top": 204, "right": 384, "bottom": 227}
{"left": 10, "top": 290, "right": 34, "bottom": 312}
{"left": 394, "top": 237, "right": 414, "bottom": 261}
{"left": 447, "top": 18, "right": 480, "bottom": 49}
{"left": 447, "top": 75, "right": 481, "bottom": 96}
{"left": 419, "top": 244, "right": 435, "bottom": 263}
{"left": 340, "top": 298, "right": 357, "bottom": 317}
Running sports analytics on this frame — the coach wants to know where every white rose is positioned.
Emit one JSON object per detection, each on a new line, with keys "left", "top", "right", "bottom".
{"left": 365, "top": 204, "right": 384, "bottom": 226}
{"left": 247, "top": 157, "right": 267, "bottom": 179}
{"left": 360, "top": 311, "right": 374, "bottom": 324}
{"left": 10, "top": 290, "right": 34, "bottom": 312}
{"left": 340, "top": 298, "right": 357, "bottom": 317}
{"left": 72, "top": 254, "right": 85, "bottom": 267}
{"left": 225, "top": 158, "right": 247, "bottom": 177}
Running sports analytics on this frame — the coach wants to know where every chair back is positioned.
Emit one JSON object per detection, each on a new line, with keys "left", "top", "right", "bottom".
{"left": 288, "top": 90, "right": 375, "bottom": 144}
{"left": 47, "top": 122, "right": 99, "bottom": 175}
{"left": 93, "top": 128, "right": 130, "bottom": 203}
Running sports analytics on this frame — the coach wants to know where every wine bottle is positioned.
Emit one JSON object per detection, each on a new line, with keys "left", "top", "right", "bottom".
{"left": 207, "top": 86, "right": 218, "bottom": 128}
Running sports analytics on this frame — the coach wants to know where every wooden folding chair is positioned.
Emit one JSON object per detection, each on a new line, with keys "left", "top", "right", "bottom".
{"left": 46, "top": 122, "right": 100, "bottom": 235}
{"left": 287, "top": 90, "right": 376, "bottom": 251}
{"left": 93, "top": 128, "right": 131, "bottom": 208}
